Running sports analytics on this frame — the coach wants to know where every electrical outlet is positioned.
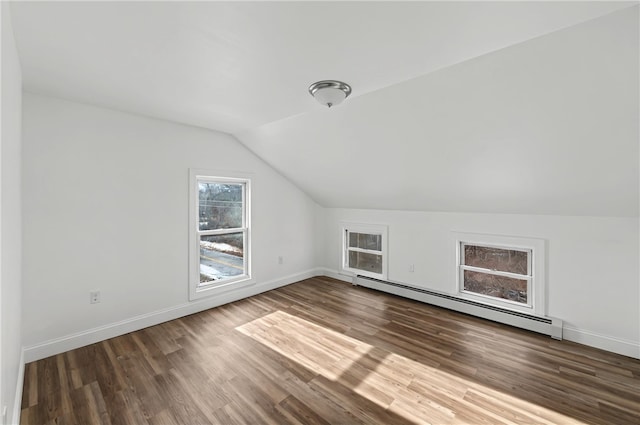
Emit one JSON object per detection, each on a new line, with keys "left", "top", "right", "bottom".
{"left": 90, "top": 290, "right": 101, "bottom": 304}
{"left": 278, "top": 256, "right": 284, "bottom": 265}
{"left": 409, "top": 264, "right": 415, "bottom": 272}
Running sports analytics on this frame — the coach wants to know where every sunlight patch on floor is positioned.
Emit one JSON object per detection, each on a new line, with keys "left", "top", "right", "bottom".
{"left": 236, "top": 310, "right": 586, "bottom": 425}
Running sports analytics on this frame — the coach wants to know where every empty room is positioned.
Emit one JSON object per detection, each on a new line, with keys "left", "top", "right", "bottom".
{"left": 1, "top": 1, "right": 639, "bottom": 424}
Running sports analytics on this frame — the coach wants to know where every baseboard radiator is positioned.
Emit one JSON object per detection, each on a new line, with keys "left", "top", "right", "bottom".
{"left": 353, "top": 275, "right": 563, "bottom": 340}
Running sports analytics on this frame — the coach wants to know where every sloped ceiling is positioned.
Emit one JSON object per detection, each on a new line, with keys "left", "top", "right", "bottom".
{"left": 10, "top": 2, "right": 639, "bottom": 216}
{"left": 238, "top": 6, "right": 640, "bottom": 216}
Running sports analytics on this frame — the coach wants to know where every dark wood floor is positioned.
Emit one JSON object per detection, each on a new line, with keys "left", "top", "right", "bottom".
{"left": 21, "top": 276, "right": 640, "bottom": 425}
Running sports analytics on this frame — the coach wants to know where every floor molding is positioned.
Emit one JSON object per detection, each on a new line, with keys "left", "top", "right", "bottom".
{"left": 20, "top": 278, "right": 639, "bottom": 425}
{"left": 22, "top": 269, "right": 640, "bottom": 363}
{"left": 320, "top": 267, "right": 639, "bottom": 359}
{"left": 563, "top": 326, "right": 639, "bottom": 359}
{"left": 24, "top": 269, "right": 319, "bottom": 363}
{"left": 314, "top": 267, "right": 353, "bottom": 283}
{"left": 11, "top": 348, "right": 25, "bottom": 425}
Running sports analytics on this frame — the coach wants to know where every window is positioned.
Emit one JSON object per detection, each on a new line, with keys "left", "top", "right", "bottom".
{"left": 341, "top": 223, "right": 387, "bottom": 280}
{"left": 454, "top": 232, "right": 545, "bottom": 315}
{"left": 460, "top": 244, "right": 531, "bottom": 304}
{"left": 190, "top": 170, "right": 251, "bottom": 300}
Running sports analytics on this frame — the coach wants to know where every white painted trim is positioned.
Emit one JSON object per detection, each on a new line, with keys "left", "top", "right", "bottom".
{"left": 354, "top": 275, "right": 559, "bottom": 338}
{"left": 24, "top": 270, "right": 317, "bottom": 363}
{"left": 22, "top": 268, "right": 640, "bottom": 365}
{"left": 452, "top": 231, "right": 546, "bottom": 316}
{"left": 323, "top": 267, "right": 638, "bottom": 359}
{"left": 11, "top": 348, "right": 25, "bottom": 425}
{"left": 313, "top": 267, "right": 353, "bottom": 283}
{"left": 340, "top": 222, "right": 388, "bottom": 280}
{"left": 563, "top": 326, "right": 640, "bottom": 359}
{"left": 188, "top": 168, "right": 253, "bottom": 301}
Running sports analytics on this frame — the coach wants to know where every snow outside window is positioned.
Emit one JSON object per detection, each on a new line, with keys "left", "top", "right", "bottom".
{"left": 189, "top": 170, "right": 252, "bottom": 300}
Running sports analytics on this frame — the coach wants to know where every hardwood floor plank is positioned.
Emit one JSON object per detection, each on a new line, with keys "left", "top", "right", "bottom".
{"left": 112, "top": 388, "right": 151, "bottom": 425}
{"left": 152, "top": 372, "right": 211, "bottom": 425}
{"left": 308, "top": 374, "right": 411, "bottom": 425}
{"left": 54, "top": 354, "right": 75, "bottom": 422}
{"left": 166, "top": 362, "right": 230, "bottom": 416}
{"left": 146, "top": 409, "right": 180, "bottom": 425}
{"left": 223, "top": 342, "right": 289, "bottom": 405}
{"left": 25, "top": 362, "right": 38, "bottom": 408}
{"left": 142, "top": 324, "right": 182, "bottom": 356}
{"left": 39, "top": 356, "right": 62, "bottom": 422}
{"left": 21, "top": 277, "right": 640, "bottom": 425}
{"left": 115, "top": 351, "right": 166, "bottom": 420}
{"left": 276, "top": 395, "right": 332, "bottom": 425}
{"left": 220, "top": 374, "right": 292, "bottom": 425}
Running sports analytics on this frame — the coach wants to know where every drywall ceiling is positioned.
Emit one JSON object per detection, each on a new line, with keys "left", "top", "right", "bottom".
{"left": 238, "top": 5, "right": 639, "bottom": 216}
{"left": 10, "top": 2, "right": 639, "bottom": 215}
{"left": 10, "top": 1, "right": 633, "bottom": 134}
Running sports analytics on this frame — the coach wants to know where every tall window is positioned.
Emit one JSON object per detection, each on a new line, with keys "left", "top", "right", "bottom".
{"left": 454, "top": 232, "right": 545, "bottom": 315}
{"left": 190, "top": 170, "right": 251, "bottom": 300}
{"left": 341, "top": 223, "right": 387, "bottom": 280}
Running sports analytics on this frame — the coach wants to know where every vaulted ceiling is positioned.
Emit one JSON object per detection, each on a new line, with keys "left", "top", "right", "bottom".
{"left": 10, "top": 2, "right": 639, "bottom": 216}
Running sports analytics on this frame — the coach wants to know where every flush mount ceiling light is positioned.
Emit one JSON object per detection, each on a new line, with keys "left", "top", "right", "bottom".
{"left": 308, "top": 80, "right": 352, "bottom": 108}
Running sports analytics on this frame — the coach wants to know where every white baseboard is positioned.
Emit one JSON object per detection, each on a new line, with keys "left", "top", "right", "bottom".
{"left": 24, "top": 269, "right": 319, "bottom": 363}
{"left": 10, "top": 348, "right": 25, "bottom": 425}
{"left": 563, "top": 326, "right": 639, "bottom": 359}
{"left": 321, "top": 268, "right": 640, "bottom": 360}
{"left": 314, "top": 267, "right": 353, "bottom": 283}
{"left": 22, "top": 268, "right": 640, "bottom": 363}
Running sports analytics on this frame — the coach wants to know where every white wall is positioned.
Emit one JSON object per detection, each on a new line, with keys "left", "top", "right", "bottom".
{"left": 239, "top": 6, "right": 640, "bottom": 359}
{"left": 1, "top": 2, "right": 23, "bottom": 423}
{"left": 14, "top": 2, "right": 640, "bottom": 383}
{"left": 320, "top": 208, "right": 639, "bottom": 358}
{"left": 21, "top": 93, "right": 320, "bottom": 359}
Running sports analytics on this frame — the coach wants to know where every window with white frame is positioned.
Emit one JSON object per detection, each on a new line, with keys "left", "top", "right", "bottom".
{"left": 454, "top": 232, "right": 545, "bottom": 315}
{"left": 189, "top": 170, "right": 251, "bottom": 300}
{"left": 341, "top": 223, "right": 387, "bottom": 280}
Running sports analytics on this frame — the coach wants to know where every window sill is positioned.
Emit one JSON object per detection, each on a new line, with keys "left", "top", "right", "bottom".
{"left": 190, "top": 276, "right": 254, "bottom": 301}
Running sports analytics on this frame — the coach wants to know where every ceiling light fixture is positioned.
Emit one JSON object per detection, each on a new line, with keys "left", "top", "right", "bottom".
{"left": 308, "top": 80, "right": 352, "bottom": 108}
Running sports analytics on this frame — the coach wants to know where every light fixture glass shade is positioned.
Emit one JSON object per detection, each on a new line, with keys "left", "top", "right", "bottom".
{"left": 313, "top": 87, "right": 347, "bottom": 107}
{"left": 309, "top": 80, "right": 352, "bottom": 108}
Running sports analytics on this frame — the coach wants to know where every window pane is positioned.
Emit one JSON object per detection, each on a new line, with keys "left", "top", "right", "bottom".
{"left": 348, "top": 251, "right": 382, "bottom": 274}
{"left": 348, "top": 232, "right": 382, "bottom": 251}
{"left": 199, "top": 233, "right": 244, "bottom": 284}
{"left": 349, "top": 232, "right": 358, "bottom": 248}
{"left": 198, "top": 182, "right": 243, "bottom": 231}
{"left": 464, "top": 245, "right": 528, "bottom": 275}
{"left": 463, "top": 270, "right": 528, "bottom": 304}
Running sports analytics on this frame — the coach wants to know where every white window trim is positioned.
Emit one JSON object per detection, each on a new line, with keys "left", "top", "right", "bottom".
{"left": 189, "top": 169, "right": 253, "bottom": 301}
{"left": 453, "top": 231, "right": 546, "bottom": 316}
{"left": 340, "top": 222, "right": 388, "bottom": 280}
